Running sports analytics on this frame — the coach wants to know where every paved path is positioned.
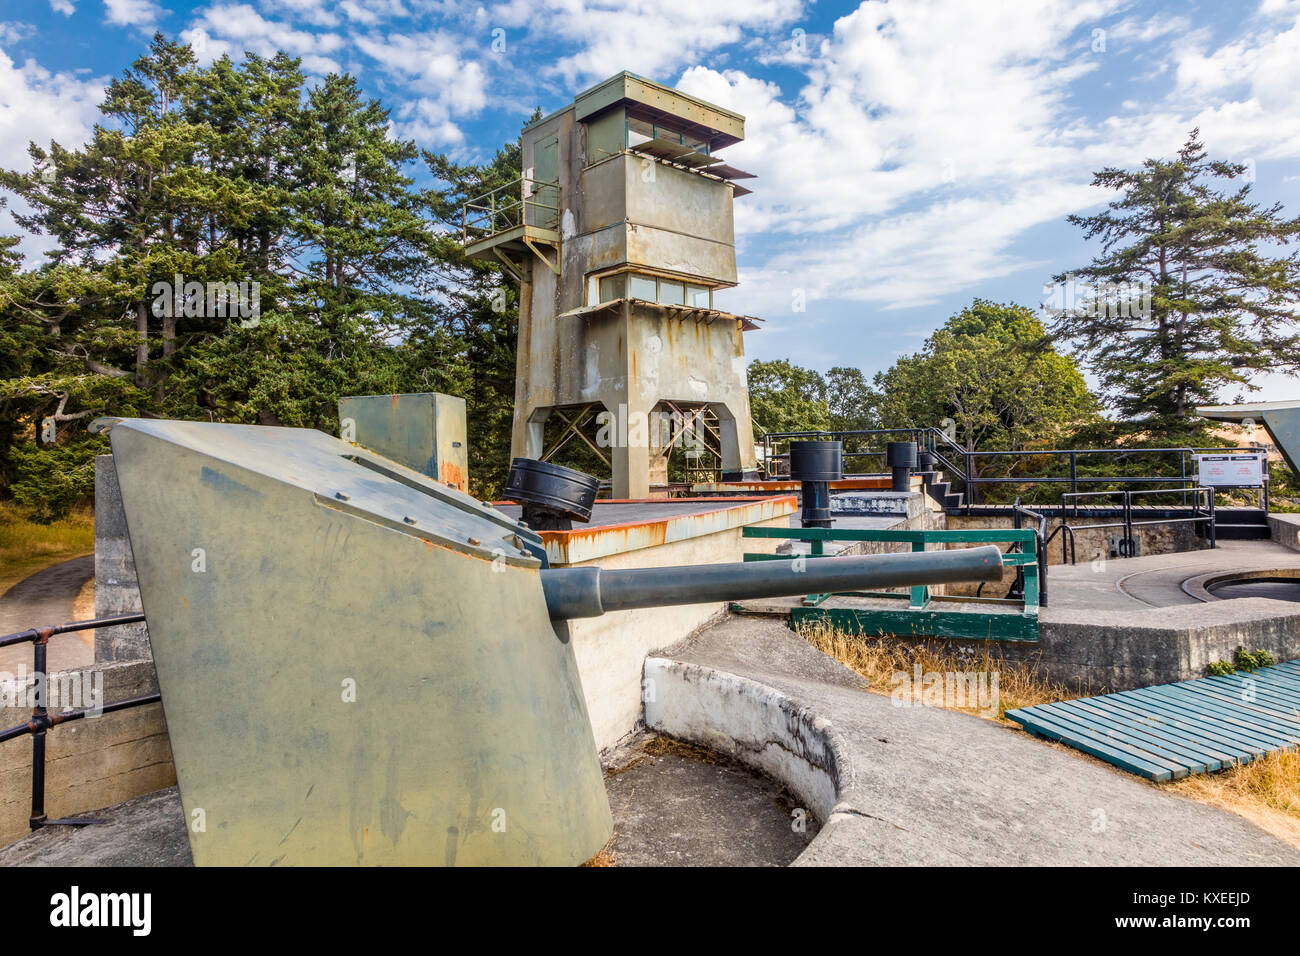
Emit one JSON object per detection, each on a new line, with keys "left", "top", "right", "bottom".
{"left": 0, "top": 554, "right": 95, "bottom": 674}
{"left": 663, "top": 616, "right": 1300, "bottom": 865}
{"left": 1046, "top": 539, "right": 1300, "bottom": 610}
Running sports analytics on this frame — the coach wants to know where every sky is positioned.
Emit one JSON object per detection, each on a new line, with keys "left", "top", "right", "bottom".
{"left": 2, "top": 0, "right": 1300, "bottom": 403}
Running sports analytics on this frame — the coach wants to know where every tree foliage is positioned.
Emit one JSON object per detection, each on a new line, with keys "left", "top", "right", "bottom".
{"left": 0, "top": 34, "right": 526, "bottom": 516}
{"left": 1052, "top": 130, "right": 1300, "bottom": 427}
{"left": 875, "top": 299, "right": 1097, "bottom": 456}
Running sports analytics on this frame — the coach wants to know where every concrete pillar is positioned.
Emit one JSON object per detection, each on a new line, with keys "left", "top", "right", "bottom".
{"left": 93, "top": 455, "right": 151, "bottom": 661}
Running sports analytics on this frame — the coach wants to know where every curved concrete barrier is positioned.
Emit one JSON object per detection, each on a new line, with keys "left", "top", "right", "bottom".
{"left": 643, "top": 656, "right": 861, "bottom": 863}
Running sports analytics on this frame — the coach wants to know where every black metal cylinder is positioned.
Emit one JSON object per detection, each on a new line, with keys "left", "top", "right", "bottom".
{"left": 540, "top": 545, "right": 1004, "bottom": 619}
{"left": 504, "top": 458, "right": 598, "bottom": 531}
{"left": 789, "top": 441, "right": 843, "bottom": 481}
{"left": 799, "top": 480, "right": 833, "bottom": 528}
{"left": 790, "top": 441, "right": 842, "bottom": 527}
{"left": 887, "top": 441, "right": 917, "bottom": 493}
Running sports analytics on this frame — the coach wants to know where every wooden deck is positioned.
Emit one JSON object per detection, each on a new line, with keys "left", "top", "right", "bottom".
{"left": 1005, "top": 660, "right": 1300, "bottom": 781}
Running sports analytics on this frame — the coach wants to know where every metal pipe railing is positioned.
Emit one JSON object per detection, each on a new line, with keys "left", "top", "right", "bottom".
{"left": 0, "top": 613, "right": 159, "bottom": 830}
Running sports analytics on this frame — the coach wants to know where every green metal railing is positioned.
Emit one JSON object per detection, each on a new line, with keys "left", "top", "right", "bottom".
{"left": 741, "top": 525, "right": 1041, "bottom": 642}
{"left": 461, "top": 176, "right": 561, "bottom": 243}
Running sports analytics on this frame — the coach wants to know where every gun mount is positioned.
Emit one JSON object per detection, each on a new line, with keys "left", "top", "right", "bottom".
{"left": 107, "top": 418, "right": 1002, "bottom": 866}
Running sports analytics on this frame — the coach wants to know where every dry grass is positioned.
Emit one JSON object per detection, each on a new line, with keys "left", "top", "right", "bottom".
{"left": 0, "top": 501, "right": 94, "bottom": 595}
{"left": 1166, "top": 750, "right": 1300, "bottom": 848}
{"left": 796, "top": 621, "right": 1300, "bottom": 849}
{"left": 796, "top": 620, "right": 1076, "bottom": 720}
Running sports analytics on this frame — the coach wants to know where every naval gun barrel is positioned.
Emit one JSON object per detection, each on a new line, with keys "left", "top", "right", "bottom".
{"left": 539, "top": 544, "right": 1003, "bottom": 620}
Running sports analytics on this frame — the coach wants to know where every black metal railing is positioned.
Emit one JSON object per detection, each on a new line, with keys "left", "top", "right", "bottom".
{"left": 760, "top": 427, "right": 1267, "bottom": 512}
{"left": 1052, "top": 486, "right": 1216, "bottom": 563}
{"left": 0, "top": 613, "right": 158, "bottom": 830}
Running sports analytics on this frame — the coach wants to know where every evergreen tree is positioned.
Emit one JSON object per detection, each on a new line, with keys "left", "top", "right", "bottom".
{"left": 1051, "top": 131, "right": 1300, "bottom": 426}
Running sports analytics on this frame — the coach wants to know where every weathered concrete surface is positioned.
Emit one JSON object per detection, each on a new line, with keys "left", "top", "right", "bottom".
{"left": 0, "top": 787, "right": 191, "bottom": 866}
{"left": 0, "top": 659, "right": 174, "bottom": 848}
{"left": 93, "top": 455, "right": 149, "bottom": 661}
{"left": 0, "top": 555, "right": 94, "bottom": 675}
{"left": 1270, "top": 512, "right": 1300, "bottom": 551}
{"left": 651, "top": 615, "right": 1300, "bottom": 865}
{"left": 1046, "top": 539, "right": 1300, "bottom": 610}
{"left": 601, "top": 732, "right": 816, "bottom": 866}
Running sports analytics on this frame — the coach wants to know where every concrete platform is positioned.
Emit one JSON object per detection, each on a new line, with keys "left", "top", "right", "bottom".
{"left": 647, "top": 616, "right": 1300, "bottom": 865}
{"left": 1046, "top": 539, "right": 1300, "bottom": 610}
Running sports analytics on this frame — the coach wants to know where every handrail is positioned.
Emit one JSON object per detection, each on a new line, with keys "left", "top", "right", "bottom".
{"left": 1055, "top": 485, "right": 1217, "bottom": 561}
{"left": 0, "top": 613, "right": 160, "bottom": 830}
{"left": 461, "top": 176, "right": 561, "bottom": 242}
{"left": 758, "top": 426, "right": 1268, "bottom": 510}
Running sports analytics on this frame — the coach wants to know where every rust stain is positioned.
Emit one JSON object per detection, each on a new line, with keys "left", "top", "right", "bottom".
{"left": 439, "top": 461, "right": 467, "bottom": 492}
{"left": 518, "top": 494, "right": 798, "bottom": 564}
{"left": 391, "top": 394, "right": 400, "bottom": 409}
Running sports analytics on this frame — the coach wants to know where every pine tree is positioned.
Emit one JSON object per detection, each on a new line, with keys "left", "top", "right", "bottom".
{"left": 1051, "top": 131, "right": 1300, "bottom": 426}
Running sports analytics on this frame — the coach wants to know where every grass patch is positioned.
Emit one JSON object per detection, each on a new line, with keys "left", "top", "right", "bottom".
{"left": 0, "top": 501, "right": 95, "bottom": 594}
{"left": 1167, "top": 750, "right": 1300, "bottom": 848}
{"left": 796, "top": 620, "right": 1075, "bottom": 720}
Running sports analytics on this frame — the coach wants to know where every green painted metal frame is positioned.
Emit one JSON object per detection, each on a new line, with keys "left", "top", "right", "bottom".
{"left": 742, "top": 526, "right": 1040, "bottom": 643}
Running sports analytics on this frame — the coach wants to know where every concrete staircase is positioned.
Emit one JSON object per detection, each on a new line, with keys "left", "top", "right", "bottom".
{"left": 1213, "top": 507, "right": 1272, "bottom": 540}
{"left": 916, "top": 467, "right": 964, "bottom": 511}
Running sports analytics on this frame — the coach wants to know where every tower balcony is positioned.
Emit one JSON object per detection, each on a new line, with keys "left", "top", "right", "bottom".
{"left": 461, "top": 176, "right": 561, "bottom": 277}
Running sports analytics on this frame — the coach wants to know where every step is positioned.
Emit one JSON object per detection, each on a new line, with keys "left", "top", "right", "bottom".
{"left": 1215, "top": 509, "right": 1269, "bottom": 525}
{"left": 942, "top": 493, "right": 964, "bottom": 510}
{"left": 1214, "top": 523, "right": 1272, "bottom": 540}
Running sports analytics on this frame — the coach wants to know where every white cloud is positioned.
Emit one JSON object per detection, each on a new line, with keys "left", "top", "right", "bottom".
{"left": 678, "top": 0, "right": 1300, "bottom": 315}
{"left": 488, "top": 0, "right": 805, "bottom": 85}
{"left": 0, "top": 50, "right": 107, "bottom": 260}
{"left": 103, "top": 0, "right": 165, "bottom": 31}
{"left": 180, "top": 3, "right": 344, "bottom": 76}
{"left": 49, "top": 0, "right": 76, "bottom": 16}
{"left": 0, "top": 22, "right": 35, "bottom": 45}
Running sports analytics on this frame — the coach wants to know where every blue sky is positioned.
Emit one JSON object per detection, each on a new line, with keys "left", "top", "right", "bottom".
{"left": 2, "top": 0, "right": 1300, "bottom": 403}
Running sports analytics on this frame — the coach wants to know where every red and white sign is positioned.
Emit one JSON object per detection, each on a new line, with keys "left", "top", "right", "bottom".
{"left": 1195, "top": 453, "right": 1266, "bottom": 488}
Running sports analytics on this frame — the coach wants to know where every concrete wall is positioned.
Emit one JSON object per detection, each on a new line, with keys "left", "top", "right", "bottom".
{"left": 883, "top": 598, "right": 1300, "bottom": 695}
{"left": 566, "top": 514, "right": 787, "bottom": 752}
{"left": 0, "top": 659, "right": 174, "bottom": 847}
{"left": 93, "top": 455, "right": 150, "bottom": 661}
{"left": 947, "top": 511, "right": 1211, "bottom": 567}
{"left": 1270, "top": 513, "right": 1300, "bottom": 551}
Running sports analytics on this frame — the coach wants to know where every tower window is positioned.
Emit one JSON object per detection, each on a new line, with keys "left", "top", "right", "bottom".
{"left": 596, "top": 271, "right": 714, "bottom": 308}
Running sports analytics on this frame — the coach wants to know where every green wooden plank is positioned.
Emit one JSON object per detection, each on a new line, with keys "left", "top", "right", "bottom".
{"left": 1105, "top": 691, "right": 1275, "bottom": 757}
{"left": 1171, "top": 681, "right": 1300, "bottom": 733}
{"left": 1198, "top": 671, "right": 1300, "bottom": 708}
{"left": 1125, "top": 687, "right": 1298, "bottom": 748}
{"left": 1051, "top": 698, "right": 1229, "bottom": 770}
{"left": 1190, "top": 681, "right": 1300, "bottom": 720}
{"left": 1005, "top": 710, "right": 1174, "bottom": 781}
{"left": 1027, "top": 703, "right": 1194, "bottom": 775}
{"left": 1080, "top": 695, "right": 1252, "bottom": 763}
{"left": 1130, "top": 685, "right": 1299, "bottom": 744}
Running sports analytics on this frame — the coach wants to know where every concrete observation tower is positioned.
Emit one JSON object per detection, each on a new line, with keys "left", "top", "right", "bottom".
{"left": 462, "top": 72, "right": 762, "bottom": 498}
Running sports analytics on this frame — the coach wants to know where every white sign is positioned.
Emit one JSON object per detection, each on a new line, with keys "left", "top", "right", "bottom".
{"left": 1195, "top": 453, "right": 1266, "bottom": 488}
